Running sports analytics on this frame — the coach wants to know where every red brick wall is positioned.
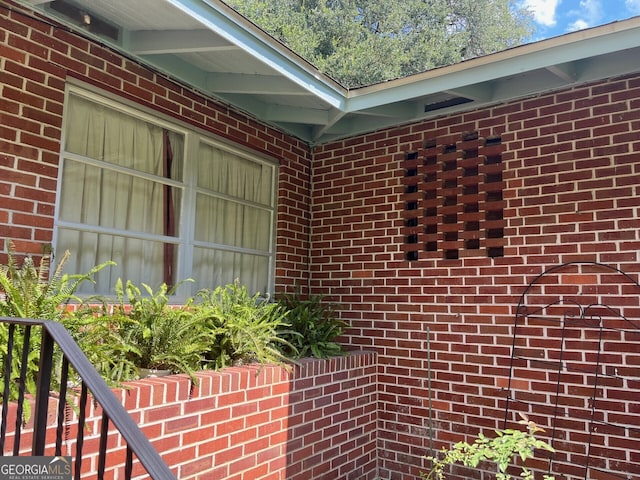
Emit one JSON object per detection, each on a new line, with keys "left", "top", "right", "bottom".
{"left": 0, "top": 1, "right": 310, "bottom": 293}
{"left": 3, "top": 1, "right": 640, "bottom": 479}
{"left": 5, "top": 352, "right": 378, "bottom": 480}
{"left": 313, "top": 75, "right": 640, "bottom": 479}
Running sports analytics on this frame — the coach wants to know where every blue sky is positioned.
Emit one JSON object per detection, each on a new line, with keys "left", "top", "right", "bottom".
{"left": 522, "top": 0, "right": 640, "bottom": 40}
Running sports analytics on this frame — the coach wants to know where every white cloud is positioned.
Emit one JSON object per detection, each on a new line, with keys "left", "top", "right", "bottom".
{"left": 580, "top": 0, "right": 603, "bottom": 23}
{"left": 625, "top": 0, "right": 640, "bottom": 15}
{"left": 566, "top": 0, "right": 603, "bottom": 31}
{"left": 522, "top": 0, "right": 561, "bottom": 27}
{"left": 567, "top": 19, "right": 590, "bottom": 31}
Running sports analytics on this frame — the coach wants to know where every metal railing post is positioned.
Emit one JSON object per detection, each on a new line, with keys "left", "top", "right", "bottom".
{"left": 32, "top": 325, "right": 54, "bottom": 456}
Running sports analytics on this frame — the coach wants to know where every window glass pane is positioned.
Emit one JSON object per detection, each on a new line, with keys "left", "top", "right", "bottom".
{"left": 59, "top": 160, "right": 182, "bottom": 237}
{"left": 197, "top": 142, "right": 273, "bottom": 206}
{"left": 57, "top": 228, "right": 177, "bottom": 295}
{"left": 65, "top": 94, "right": 176, "bottom": 177}
{"left": 192, "top": 247, "right": 269, "bottom": 294}
{"left": 58, "top": 93, "right": 185, "bottom": 290}
{"left": 194, "top": 194, "right": 271, "bottom": 250}
{"left": 56, "top": 89, "right": 275, "bottom": 296}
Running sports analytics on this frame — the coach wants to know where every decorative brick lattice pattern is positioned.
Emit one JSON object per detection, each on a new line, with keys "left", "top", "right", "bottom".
{"left": 402, "top": 132, "right": 505, "bottom": 261}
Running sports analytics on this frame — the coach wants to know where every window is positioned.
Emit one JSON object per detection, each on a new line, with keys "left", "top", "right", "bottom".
{"left": 55, "top": 87, "right": 277, "bottom": 296}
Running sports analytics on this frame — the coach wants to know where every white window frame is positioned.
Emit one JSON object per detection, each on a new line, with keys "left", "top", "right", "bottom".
{"left": 53, "top": 84, "right": 278, "bottom": 298}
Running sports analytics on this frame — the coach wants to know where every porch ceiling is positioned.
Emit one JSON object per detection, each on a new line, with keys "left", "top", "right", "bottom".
{"left": 17, "top": 0, "right": 640, "bottom": 146}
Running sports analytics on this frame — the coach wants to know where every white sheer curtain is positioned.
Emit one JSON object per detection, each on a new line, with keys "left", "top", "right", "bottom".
{"left": 58, "top": 94, "right": 180, "bottom": 293}
{"left": 57, "top": 91, "right": 273, "bottom": 296}
{"left": 192, "top": 142, "right": 273, "bottom": 294}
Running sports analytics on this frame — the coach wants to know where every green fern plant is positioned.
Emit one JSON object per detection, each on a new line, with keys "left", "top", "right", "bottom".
{"left": 196, "top": 281, "right": 295, "bottom": 369}
{"left": 64, "top": 302, "right": 140, "bottom": 384}
{"left": 423, "top": 415, "right": 555, "bottom": 480}
{"left": 110, "top": 279, "right": 212, "bottom": 379}
{"left": 277, "top": 291, "right": 345, "bottom": 358}
{"left": 0, "top": 241, "right": 113, "bottom": 403}
{"left": 0, "top": 243, "right": 113, "bottom": 320}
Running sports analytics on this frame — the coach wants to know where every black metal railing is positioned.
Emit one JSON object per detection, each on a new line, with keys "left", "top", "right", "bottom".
{"left": 0, "top": 317, "right": 177, "bottom": 480}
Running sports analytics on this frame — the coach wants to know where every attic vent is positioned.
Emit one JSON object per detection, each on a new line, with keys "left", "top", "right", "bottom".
{"left": 49, "top": 0, "right": 120, "bottom": 41}
{"left": 424, "top": 96, "right": 473, "bottom": 113}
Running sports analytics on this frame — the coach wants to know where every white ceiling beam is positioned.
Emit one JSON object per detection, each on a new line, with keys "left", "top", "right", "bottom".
{"left": 310, "top": 108, "right": 349, "bottom": 140}
{"left": 545, "top": 62, "right": 577, "bottom": 82}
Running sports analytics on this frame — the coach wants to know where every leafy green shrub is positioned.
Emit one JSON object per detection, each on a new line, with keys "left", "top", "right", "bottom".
{"left": 1, "top": 241, "right": 349, "bottom": 393}
{"left": 423, "top": 415, "right": 555, "bottom": 480}
{"left": 114, "top": 279, "right": 211, "bottom": 375}
{"left": 70, "top": 280, "right": 300, "bottom": 380}
{"left": 276, "top": 291, "right": 345, "bottom": 358}
{"left": 0, "top": 242, "right": 112, "bottom": 400}
{"left": 70, "top": 279, "right": 213, "bottom": 382}
{"left": 195, "top": 281, "right": 295, "bottom": 369}
{"left": 0, "top": 243, "right": 112, "bottom": 320}
{"left": 63, "top": 302, "right": 140, "bottom": 384}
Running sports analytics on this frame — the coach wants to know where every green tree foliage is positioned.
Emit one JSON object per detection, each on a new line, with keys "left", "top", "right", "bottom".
{"left": 224, "top": 0, "right": 534, "bottom": 87}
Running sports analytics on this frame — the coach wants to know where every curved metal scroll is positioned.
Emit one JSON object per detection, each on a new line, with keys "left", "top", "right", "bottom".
{"left": 503, "top": 262, "right": 640, "bottom": 480}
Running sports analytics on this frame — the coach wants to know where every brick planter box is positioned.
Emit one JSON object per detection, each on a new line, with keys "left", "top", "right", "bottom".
{"left": 5, "top": 351, "right": 378, "bottom": 480}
